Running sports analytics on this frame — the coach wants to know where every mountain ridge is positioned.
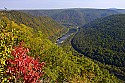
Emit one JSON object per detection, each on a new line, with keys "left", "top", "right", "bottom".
{"left": 0, "top": 10, "right": 67, "bottom": 42}
{"left": 20, "top": 8, "right": 125, "bottom": 27}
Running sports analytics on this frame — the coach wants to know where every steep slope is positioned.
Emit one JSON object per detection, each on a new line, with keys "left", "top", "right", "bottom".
{"left": 72, "top": 14, "right": 125, "bottom": 81}
{"left": 0, "top": 16, "right": 122, "bottom": 82}
{"left": 80, "top": 9, "right": 119, "bottom": 22}
{"left": 0, "top": 10, "right": 66, "bottom": 42}
{"left": 52, "top": 9, "right": 86, "bottom": 27}
{"left": 21, "top": 8, "right": 120, "bottom": 27}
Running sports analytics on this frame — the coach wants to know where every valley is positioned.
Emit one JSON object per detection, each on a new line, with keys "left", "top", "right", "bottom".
{"left": 20, "top": 8, "right": 124, "bottom": 27}
{"left": 72, "top": 14, "right": 125, "bottom": 81}
{"left": 1, "top": 8, "right": 125, "bottom": 83}
{"left": 56, "top": 28, "right": 77, "bottom": 45}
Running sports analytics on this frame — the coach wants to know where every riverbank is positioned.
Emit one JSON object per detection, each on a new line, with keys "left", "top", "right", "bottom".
{"left": 56, "top": 28, "right": 77, "bottom": 45}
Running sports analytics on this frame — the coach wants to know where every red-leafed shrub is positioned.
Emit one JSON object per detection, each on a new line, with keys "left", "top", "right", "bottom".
{"left": 6, "top": 42, "right": 45, "bottom": 83}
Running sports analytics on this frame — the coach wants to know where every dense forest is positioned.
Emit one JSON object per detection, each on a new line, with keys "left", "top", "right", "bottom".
{"left": 20, "top": 8, "right": 125, "bottom": 27}
{"left": 0, "top": 11, "right": 123, "bottom": 82}
{"left": 72, "top": 14, "right": 125, "bottom": 81}
{"left": 0, "top": 11, "right": 67, "bottom": 42}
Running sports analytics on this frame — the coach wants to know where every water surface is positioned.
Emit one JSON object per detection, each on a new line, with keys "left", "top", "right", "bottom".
{"left": 57, "top": 28, "right": 77, "bottom": 45}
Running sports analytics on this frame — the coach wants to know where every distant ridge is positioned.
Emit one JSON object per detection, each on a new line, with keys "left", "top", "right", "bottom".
{"left": 108, "top": 8, "right": 118, "bottom": 10}
{"left": 20, "top": 8, "right": 125, "bottom": 27}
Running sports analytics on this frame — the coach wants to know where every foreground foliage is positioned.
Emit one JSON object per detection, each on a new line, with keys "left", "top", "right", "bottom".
{"left": 6, "top": 42, "right": 45, "bottom": 83}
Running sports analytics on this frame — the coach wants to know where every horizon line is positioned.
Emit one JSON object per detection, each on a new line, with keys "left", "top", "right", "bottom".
{"left": 0, "top": 7, "right": 125, "bottom": 10}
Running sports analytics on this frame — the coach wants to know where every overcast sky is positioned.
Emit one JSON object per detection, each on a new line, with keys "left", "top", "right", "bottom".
{"left": 0, "top": 0, "right": 125, "bottom": 10}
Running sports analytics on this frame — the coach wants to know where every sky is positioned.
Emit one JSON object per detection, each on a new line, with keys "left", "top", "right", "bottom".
{"left": 0, "top": 0, "right": 125, "bottom": 10}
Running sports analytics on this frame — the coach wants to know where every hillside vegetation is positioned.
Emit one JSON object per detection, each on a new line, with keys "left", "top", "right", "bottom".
{"left": 72, "top": 14, "right": 125, "bottom": 81}
{"left": 0, "top": 11, "right": 123, "bottom": 82}
{"left": 21, "top": 8, "right": 121, "bottom": 27}
{"left": 0, "top": 11, "right": 67, "bottom": 42}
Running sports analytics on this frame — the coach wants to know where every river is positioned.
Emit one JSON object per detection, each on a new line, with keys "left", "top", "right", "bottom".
{"left": 57, "top": 28, "right": 77, "bottom": 45}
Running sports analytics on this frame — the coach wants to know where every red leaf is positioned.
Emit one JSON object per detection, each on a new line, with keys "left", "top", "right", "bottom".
{"left": 6, "top": 42, "right": 45, "bottom": 83}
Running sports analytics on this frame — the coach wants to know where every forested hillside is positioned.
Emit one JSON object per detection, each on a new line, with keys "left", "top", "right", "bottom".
{"left": 0, "top": 11, "right": 67, "bottom": 42}
{"left": 21, "top": 8, "right": 121, "bottom": 27}
{"left": 116, "top": 9, "right": 125, "bottom": 14}
{"left": 51, "top": 9, "right": 86, "bottom": 27}
{"left": 0, "top": 11, "right": 123, "bottom": 82}
{"left": 72, "top": 14, "right": 125, "bottom": 81}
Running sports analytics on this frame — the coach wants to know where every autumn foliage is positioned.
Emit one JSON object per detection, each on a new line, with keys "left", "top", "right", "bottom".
{"left": 6, "top": 42, "right": 45, "bottom": 83}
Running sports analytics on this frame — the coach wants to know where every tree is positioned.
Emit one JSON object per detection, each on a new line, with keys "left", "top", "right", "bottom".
{"left": 6, "top": 42, "right": 45, "bottom": 83}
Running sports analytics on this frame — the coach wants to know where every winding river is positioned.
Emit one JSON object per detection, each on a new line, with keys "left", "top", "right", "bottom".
{"left": 57, "top": 28, "right": 77, "bottom": 45}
